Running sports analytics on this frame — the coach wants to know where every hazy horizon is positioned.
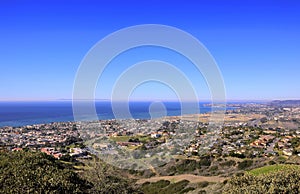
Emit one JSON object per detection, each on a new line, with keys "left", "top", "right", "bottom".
{"left": 0, "top": 99, "right": 295, "bottom": 102}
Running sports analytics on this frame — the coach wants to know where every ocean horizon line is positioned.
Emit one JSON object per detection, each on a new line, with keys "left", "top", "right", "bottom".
{"left": 0, "top": 99, "right": 276, "bottom": 103}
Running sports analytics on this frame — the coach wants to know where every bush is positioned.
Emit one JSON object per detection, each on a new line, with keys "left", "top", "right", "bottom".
{"left": 141, "top": 180, "right": 170, "bottom": 194}
{"left": 268, "top": 160, "right": 276, "bottom": 165}
{"left": 161, "top": 180, "right": 190, "bottom": 194}
{"left": 237, "top": 160, "right": 253, "bottom": 170}
{"left": 229, "top": 152, "right": 245, "bottom": 158}
{"left": 152, "top": 180, "right": 171, "bottom": 188}
{"left": 199, "top": 156, "right": 211, "bottom": 166}
{"left": 81, "top": 160, "right": 136, "bottom": 193}
{"left": 210, "top": 166, "right": 218, "bottom": 171}
{"left": 198, "top": 181, "right": 209, "bottom": 188}
{"left": 224, "top": 166, "right": 300, "bottom": 193}
{"left": 179, "top": 187, "right": 195, "bottom": 193}
{"left": 175, "top": 160, "right": 200, "bottom": 173}
{"left": 0, "top": 151, "right": 89, "bottom": 193}
{"left": 141, "top": 180, "right": 190, "bottom": 194}
{"left": 277, "top": 156, "right": 287, "bottom": 164}
{"left": 220, "top": 160, "right": 236, "bottom": 167}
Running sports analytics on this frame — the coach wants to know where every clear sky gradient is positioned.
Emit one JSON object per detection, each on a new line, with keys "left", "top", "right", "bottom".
{"left": 0, "top": 0, "right": 299, "bottom": 101}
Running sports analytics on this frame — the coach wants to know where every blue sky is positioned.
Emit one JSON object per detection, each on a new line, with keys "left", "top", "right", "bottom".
{"left": 0, "top": 0, "right": 299, "bottom": 101}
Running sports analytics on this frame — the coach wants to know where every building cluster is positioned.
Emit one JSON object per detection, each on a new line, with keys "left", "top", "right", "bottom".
{"left": 1, "top": 102, "right": 300, "bottom": 161}
{"left": 0, "top": 122, "right": 86, "bottom": 159}
{"left": 184, "top": 125, "right": 300, "bottom": 158}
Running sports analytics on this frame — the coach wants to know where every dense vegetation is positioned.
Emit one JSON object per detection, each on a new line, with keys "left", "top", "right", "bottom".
{"left": 0, "top": 151, "right": 89, "bottom": 193}
{"left": 80, "top": 159, "right": 136, "bottom": 194}
{"left": 141, "top": 180, "right": 194, "bottom": 194}
{"left": 0, "top": 151, "right": 136, "bottom": 194}
{"left": 2, "top": 151, "right": 300, "bottom": 193}
{"left": 224, "top": 165, "right": 300, "bottom": 193}
{"left": 249, "top": 164, "right": 300, "bottom": 176}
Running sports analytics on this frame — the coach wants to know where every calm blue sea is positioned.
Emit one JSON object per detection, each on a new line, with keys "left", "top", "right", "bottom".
{"left": 0, "top": 101, "right": 229, "bottom": 127}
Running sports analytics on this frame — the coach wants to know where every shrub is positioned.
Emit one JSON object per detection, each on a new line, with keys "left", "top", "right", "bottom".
{"left": 82, "top": 160, "right": 136, "bottom": 193}
{"left": 198, "top": 181, "right": 209, "bottom": 188}
{"left": 141, "top": 180, "right": 190, "bottom": 194}
{"left": 141, "top": 180, "right": 170, "bottom": 194}
{"left": 268, "top": 160, "right": 276, "bottom": 165}
{"left": 161, "top": 180, "right": 190, "bottom": 194}
{"left": 199, "top": 156, "right": 211, "bottom": 166}
{"left": 237, "top": 160, "right": 253, "bottom": 170}
{"left": 179, "top": 187, "right": 195, "bottom": 193}
{"left": 176, "top": 160, "right": 200, "bottom": 173}
{"left": 0, "top": 151, "right": 89, "bottom": 193}
{"left": 220, "top": 160, "right": 236, "bottom": 167}
{"left": 210, "top": 166, "right": 218, "bottom": 171}
{"left": 152, "top": 180, "right": 171, "bottom": 188}
{"left": 277, "top": 156, "right": 287, "bottom": 164}
{"left": 224, "top": 165, "right": 300, "bottom": 193}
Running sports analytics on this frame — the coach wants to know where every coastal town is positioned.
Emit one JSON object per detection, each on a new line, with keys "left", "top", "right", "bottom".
{"left": 0, "top": 122, "right": 88, "bottom": 159}
{"left": 1, "top": 101, "right": 300, "bottom": 164}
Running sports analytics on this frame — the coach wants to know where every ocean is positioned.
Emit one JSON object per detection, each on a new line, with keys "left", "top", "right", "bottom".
{"left": 0, "top": 101, "right": 227, "bottom": 127}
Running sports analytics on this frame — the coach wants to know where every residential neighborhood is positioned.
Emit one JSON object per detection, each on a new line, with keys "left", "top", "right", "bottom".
{"left": 1, "top": 102, "right": 300, "bottom": 163}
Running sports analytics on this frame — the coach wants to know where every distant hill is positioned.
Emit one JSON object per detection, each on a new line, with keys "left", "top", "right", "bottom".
{"left": 270, "top": 100, "right": 300, "bottom": 107}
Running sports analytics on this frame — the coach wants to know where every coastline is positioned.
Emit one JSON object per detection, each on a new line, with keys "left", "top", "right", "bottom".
{"left": 0, "top": 101, "right": 232, "bottom": 128}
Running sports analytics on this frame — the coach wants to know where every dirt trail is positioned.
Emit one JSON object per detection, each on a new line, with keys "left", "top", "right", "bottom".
{"left": 136, "top": 174, "right": 226, "bottom": 184}
{"left": 147, "top": 164, "right": 159, "bottom": 176}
